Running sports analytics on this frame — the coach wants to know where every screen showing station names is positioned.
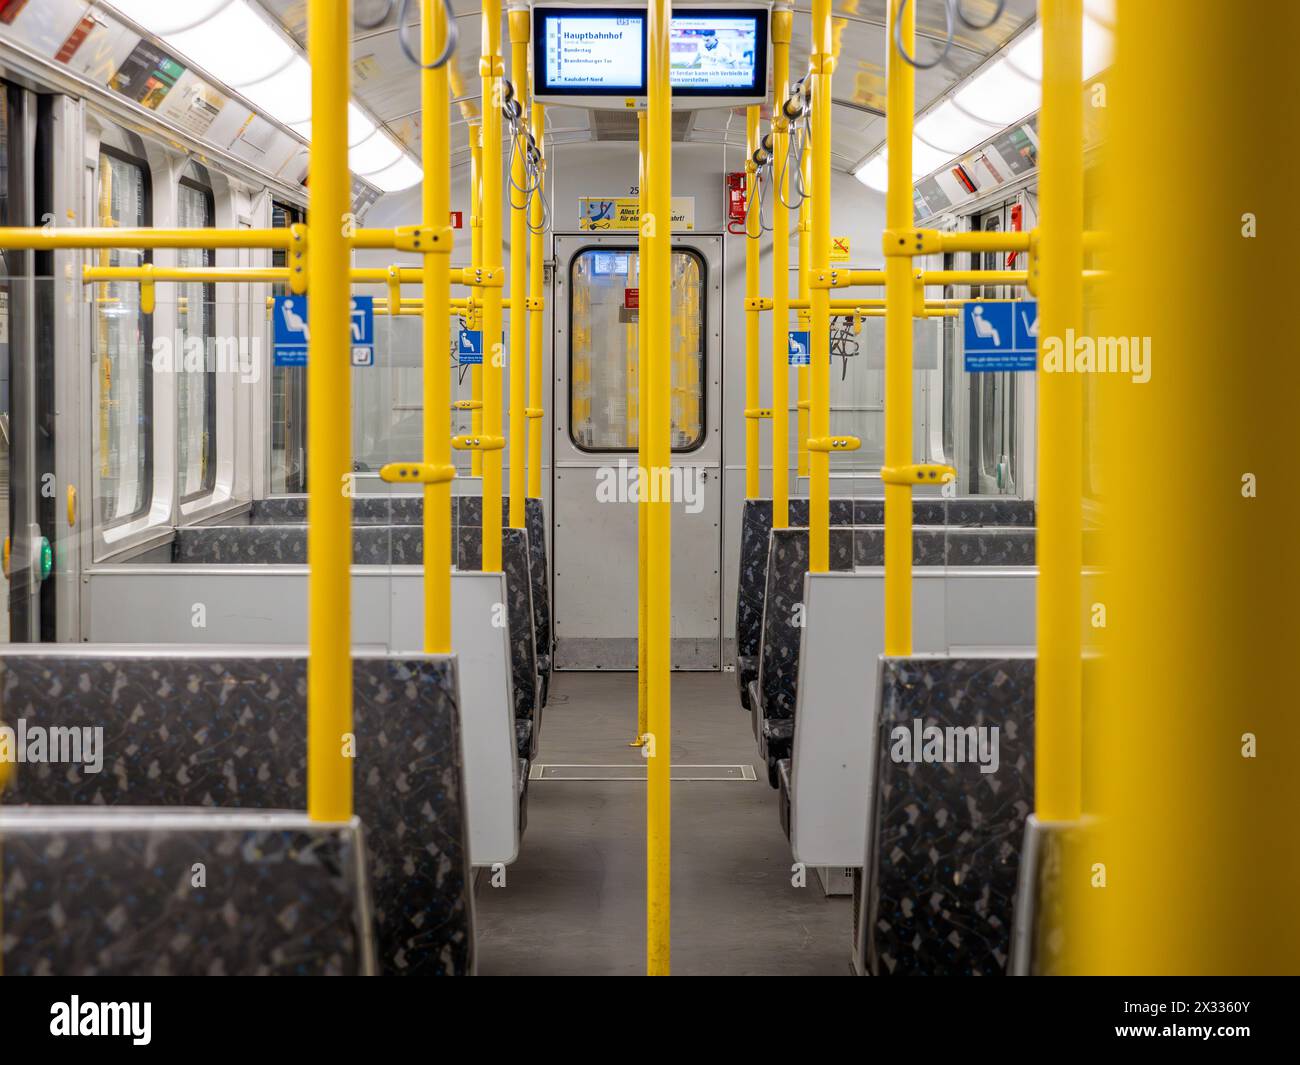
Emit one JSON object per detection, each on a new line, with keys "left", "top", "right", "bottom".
{"left": 541, "top": 13, "right": 646, "bottom": 91}
{"left": 669, "top": 14, "right": 762, "bottom": 92}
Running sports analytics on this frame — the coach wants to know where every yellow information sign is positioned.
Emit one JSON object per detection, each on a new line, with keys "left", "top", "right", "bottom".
{"left": 579, "top": 197, "right": 696, "bottom": 231}
{"left": 830, "top": 235, "right": 851, "bottom": 261}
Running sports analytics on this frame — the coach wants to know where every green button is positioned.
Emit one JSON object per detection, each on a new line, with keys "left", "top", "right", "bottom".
{"left": 39, "top": 536, "right": 52, "bottom": 581}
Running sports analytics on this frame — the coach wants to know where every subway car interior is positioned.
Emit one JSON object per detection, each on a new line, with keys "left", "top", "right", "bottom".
{"left": 0, "top": 0, "right": 1296, "bottom": 995}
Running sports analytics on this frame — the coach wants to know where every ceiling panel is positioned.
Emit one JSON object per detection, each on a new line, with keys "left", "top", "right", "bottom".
{"left": 252, "top": 1, "right": 1038, "bottom": 172}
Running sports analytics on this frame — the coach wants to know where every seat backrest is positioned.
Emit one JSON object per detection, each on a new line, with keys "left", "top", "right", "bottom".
{"left": 0, "top": 808, "right": 377, "bottom": 976}
{"left": 0, "top": 649, "right": 474, "bottom": 976}
{"left": 456, "top": 525, "right": 538, "bottom": 724}
{"left": 862, "top": 654, "right": 1035, "bottom": 976}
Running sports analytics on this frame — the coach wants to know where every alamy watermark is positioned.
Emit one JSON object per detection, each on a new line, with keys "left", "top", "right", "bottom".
{"left": 151, "top": 333, "right": 262, "bottom": 384}
{"left": 889, "top": 718, "right": 1000, "bottom": 775}
{"left": 1041, "top": 329, "right": 1151, "bottom": 384}
{"left": 595, "top": 459, "right": 705, "bottom": 515}
{"left": 0, "top": 718, "right": 104, "bottom": 774}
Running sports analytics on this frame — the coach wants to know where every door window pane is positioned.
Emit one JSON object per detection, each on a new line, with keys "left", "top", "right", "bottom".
{"left": 94, "top": 150, "right": 152, "bottom": 525}
{"left": 569, "top": 246, "right": 706, "bottom": 452}
{"left": 177, "top": 173, "right": 215, "bottom": 499}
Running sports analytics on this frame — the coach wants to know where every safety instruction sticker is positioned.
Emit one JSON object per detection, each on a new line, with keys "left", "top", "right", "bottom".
{"left": 788, "top": 330, "right": 811, "bottom": 366}
{"left": 457, "top": 329, "right": 483, "bottom": 365}
{"left": 578, "top": 196, "right": 696, "bottom": 231}
{"left": 272, "top": 295, "right": 374, "bottom": 367}
{"left": 962, "top": 299, "right": 1037, "bottom": 372}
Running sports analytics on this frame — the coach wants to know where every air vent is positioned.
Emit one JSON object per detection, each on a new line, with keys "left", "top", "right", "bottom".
{"left": 590, "top": 109, "right": 695, "bottom": 142}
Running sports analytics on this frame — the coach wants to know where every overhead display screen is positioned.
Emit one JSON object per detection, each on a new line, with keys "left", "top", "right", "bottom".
{"left": 669, "top": 11, "right": 767, "bottom": 96}
{"left": 536, "top": 9, "right": 646, "bottom": 95}
{"left": 533, "top": 6, "right": 769, "bottom": 105}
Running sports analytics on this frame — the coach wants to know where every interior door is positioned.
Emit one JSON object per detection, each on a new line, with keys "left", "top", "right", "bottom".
{"left": 551, "top": 232, "right": 723, "bottom": 670}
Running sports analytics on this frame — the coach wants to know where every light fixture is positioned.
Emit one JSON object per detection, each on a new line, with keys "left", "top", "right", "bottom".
{"left": 1082, "top": 15, "right": 1114, "bottom": 80}
{"left": 953, "top": 59, "right": 1041, "bottom": 126}
{"left": 240, "top": 56, "right": 312, "bottom": 127}
{"left": 349, "top": 130, "right": 404, "bottom": 176}
{"left": 348, "top": 104, "right": 377, "bottom": 147}
{"left": 367, "top": 156, "right": 424, "bottom": 194}
{"left": 164, "top": 1, "right": 294, "bottom": 89}
{"left": 852, "top": 152, "right": 888, "bottom": 193}
{"left": 1005, "top": 26, "right": 1043, "bottom": 81}
{"left": 915, "top": 100, "right": 1002, "bottom": 155}
{"left": 107, "top": 0, "right": 229, "bottom": 36}
{"left": 107, "top": 0, "right": 423, "bottom": 195}
{"left": 910, "top": 138, "right": 954, "bottom": 179}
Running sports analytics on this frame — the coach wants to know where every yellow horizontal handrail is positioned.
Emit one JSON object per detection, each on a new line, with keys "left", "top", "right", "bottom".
{"left": 83, "top": 264, "right": 477, "bottom": 286}
{"left": 0, "top": 226, "right": 299, "bottom": 250}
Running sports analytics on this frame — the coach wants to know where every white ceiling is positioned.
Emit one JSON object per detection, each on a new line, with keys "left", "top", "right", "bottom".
{"left": 253, "top": 0, "right": 1038, "bottom": 172}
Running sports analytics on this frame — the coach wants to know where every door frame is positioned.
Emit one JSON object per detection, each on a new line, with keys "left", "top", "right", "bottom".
{"left": 549, "top": 230, "right": 725, "bottom": 670}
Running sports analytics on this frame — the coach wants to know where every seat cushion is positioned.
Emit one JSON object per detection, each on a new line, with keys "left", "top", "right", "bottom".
{"left": 515, "top": 718, "right": 533, "bottom": 758}
{"left": 748, "top": 679, "right": 763, "bottom": 742}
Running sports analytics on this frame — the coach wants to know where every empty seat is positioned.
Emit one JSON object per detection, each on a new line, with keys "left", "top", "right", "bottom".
{"left": 859, "top": 654, "right": 1035, "bottom": 976}
{"left": 0, "top": 808, "right": 376, "bottom": 976}
{"left": 0, "top": 649, "right": 475, "bottom": 976}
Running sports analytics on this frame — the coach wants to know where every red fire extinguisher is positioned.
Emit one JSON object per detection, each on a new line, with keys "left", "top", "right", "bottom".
{"left": 726, "top": 171, "right": 748, "bottom": 235}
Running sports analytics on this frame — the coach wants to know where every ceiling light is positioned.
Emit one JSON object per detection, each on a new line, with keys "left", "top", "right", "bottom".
{"left": 164, "top": 2, "right": 294, "bottom": 88}
{"left": 349, "top": 131, "right": 404, "bottom": 176}
{"left": 240, "top": 56, "right": 312, "bottom": 127}
{"left": 953, "top": 58, "right": 1041, "bottom": 125}
{"left": 108, "top": 0, "right": 229, "bottom": 36}
{"left": 1006, "top": 26, "right": 1043, "bottom": 81}
{"left": 911, "top": 138, "right": 954, "bottom": 178}
{"left": 915, "top": 101, "right": 1001, "bottom": 155}
{"left": 1082, "top": 15, "right": 1114, "bottom": 80}
{"left": 852, "top": 153, "right": 889, "bottom": 193}
{"left": 367, "top": 156, "right": 424, "bottom": 194}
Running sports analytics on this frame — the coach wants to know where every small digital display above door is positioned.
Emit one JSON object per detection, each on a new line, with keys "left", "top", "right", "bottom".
{"left": 535, "top": 8, "right": 647, "bottom": 98}
{"left": 669, "top": 10, "right": 767, "bottom": 97}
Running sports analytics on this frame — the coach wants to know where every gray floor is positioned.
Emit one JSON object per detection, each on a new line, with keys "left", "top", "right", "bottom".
{"left": 474, "top": 670, "right": 853, "bottom": 976}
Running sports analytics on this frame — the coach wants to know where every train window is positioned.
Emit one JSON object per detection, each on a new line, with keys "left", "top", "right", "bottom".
{"left": 94, "top": 147, "right": 153, "bottom": 526}
{"left": 568, "top": 246, "right": 705, "bottom": 452}
{"left": 270, "top": 200, "right": 306, "bottom": 493}
{"left": 177, "top": 164, "right": 216, "bottom": 500}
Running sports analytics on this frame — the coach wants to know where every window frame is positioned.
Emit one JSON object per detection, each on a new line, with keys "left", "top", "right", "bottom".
{"left": 94, "top": 142, "right": 155, "bottom": 531}
{"left": 566, "top": 242, "right": 709, "bottom": 455}
{"left": 176, "top": 170, "right": 217, "bottom": 502}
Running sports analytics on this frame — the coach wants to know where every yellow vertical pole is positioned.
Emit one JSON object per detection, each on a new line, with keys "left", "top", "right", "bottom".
{"left": 527, "top": 101, "right": 546, "bottom": 499}
{"left": 743, "top": 105, "right": 761, "bottom": 498}
{"left": 796, "top": 142, "right": 812, "bottom": 480}
{"left": 306, "top": 0, "right": 352, "bottom": 822}
{"left": 507, "top": 6, "right": 529, "bottom": 529}
{"left": 422, "top": 0, "right": 454, "bottom": 654}
{"left": 481, "top": 0, "right": 505, "bottom": 570}
{"left": 635, "top": 111, "right": 649, "bottom": 746}
{"left": 1034, "top": 0, "right": 1083, "bottom": 821}
{"left": 645, "top": 0, "right": 672, "bottom": 977}
{"left": 881, "top": 0, "right": 914, "bottom": 649}
{"left": 808, "top": 0, "right": 833, "bottom": 573}
{"left": 771, "top": 5, "right": 792, "bottom": 529}
{"left": 469, "top": 123, "right": 484, "bottom": 477}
